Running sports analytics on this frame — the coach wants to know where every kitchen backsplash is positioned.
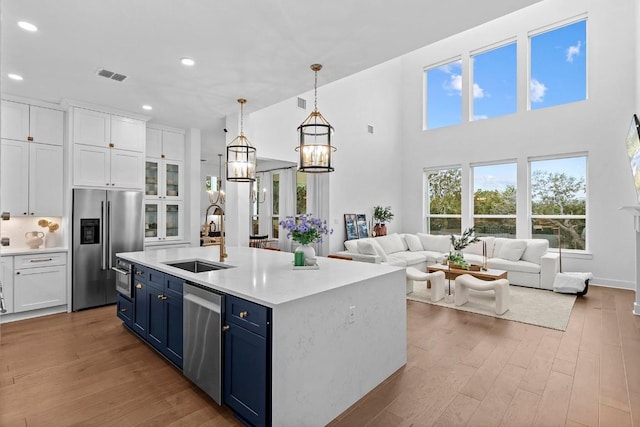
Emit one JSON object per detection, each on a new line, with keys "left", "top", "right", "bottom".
{"left": 1, "top": 216, "right": 65, "bottom": 249}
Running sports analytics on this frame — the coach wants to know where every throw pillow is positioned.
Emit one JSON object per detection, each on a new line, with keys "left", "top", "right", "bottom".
{"left": 417, "top": 233, "right": 451, "bottom": 253}
{"left": 521, "top": 239, "right": 549, "bottom": 264}
{"left": 404, "top": 234, "right": 423, "bottom": 252}
{"left": 497, "top": 240, "right": 527, "bottom": 262}
{"left": 357, "top": 240, "right": 378, "bottom": 256}
{"left": 376, "top": 233, "right": 405, "bottom": 255}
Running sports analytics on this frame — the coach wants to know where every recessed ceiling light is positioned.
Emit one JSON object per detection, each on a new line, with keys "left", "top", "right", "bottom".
{"left": 142, "top": 105, "right": 153, "bottom": 111}
{"left": 18, "top": 21, "right": 38, "bottom": 32}
{"left": 181, "top": 58, "right": 195, "bottom": 66}
{"left": 8, "top": 73, "right": 24, "bottom": 81}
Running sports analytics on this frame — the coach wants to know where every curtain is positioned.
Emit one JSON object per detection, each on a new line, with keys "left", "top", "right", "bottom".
{"left": 307, "top": 173, "right": 330, "bottom": 256}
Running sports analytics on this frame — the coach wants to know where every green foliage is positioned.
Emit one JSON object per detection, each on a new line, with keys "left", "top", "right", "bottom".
{"left": 296, "top": 184, "right": 307, "bottom": 215}
{"left": 428, "top": 169, "right": 461, "bottom": 215}
{"left": 373, "top": 205, "right": 394, "bottom": 224}
{"left": 451, "top": 227, "right": 479, "bottom": 251}
{"left": 531, "top": 170, "right": 585, "bottom": 215}
{"left": 446, "top": 252, "right": 469, "bottom": 269}
{"left": 474, "top": 185, "right": 516, "bottom": 215}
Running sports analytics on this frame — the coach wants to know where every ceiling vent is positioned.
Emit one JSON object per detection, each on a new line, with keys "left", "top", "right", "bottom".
{"left": 367, "top": 125, "right": 374, "bottom": 134}
{"left": 297, "top": 97, "right": 307, "bottom": 110}
{"left": 96, "top": 68, "right": 128, "bottom": 82}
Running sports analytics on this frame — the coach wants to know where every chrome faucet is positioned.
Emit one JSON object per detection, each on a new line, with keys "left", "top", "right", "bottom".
{"left": 204, "top": 203, "right": 227, "bottom": 262}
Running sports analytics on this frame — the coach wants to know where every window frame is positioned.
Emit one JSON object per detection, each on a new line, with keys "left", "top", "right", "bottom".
{"left": 423, "top": 56, "right": 463, "bottom": 131}
{"left": 529, "top": 153, "right": 588, "bottom": 251}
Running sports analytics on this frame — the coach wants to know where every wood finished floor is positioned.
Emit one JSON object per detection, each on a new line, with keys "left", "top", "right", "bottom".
{"left": 0, "top": 285, "right": 638, "bottom": 426}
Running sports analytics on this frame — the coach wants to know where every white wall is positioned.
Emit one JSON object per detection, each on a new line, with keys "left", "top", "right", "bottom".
{"left": 244, "top": 59, "right": 405, "bottom": 253}
{"left": 400, "top": 0, "right": 638, "bottom": 288}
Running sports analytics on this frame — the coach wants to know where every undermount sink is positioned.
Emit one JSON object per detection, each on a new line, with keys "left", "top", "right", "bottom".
{"left": 164, "top": 259, "right": 231, "bottom": 273}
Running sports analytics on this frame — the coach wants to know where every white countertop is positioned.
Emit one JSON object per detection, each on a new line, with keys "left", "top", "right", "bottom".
{"left": 117, "top": 246, "right": 402, "bottom": 307}
{"left": 1, "top": 246, "right": 68, "bottom": 256}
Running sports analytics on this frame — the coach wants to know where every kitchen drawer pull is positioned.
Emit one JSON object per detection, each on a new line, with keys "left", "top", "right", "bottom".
{"left": 157, "top": 294, "right": 168, "bottom": 301}
{"left": 239, "top": 310, "right": 248, "bottom": 319}
{"left": 30, "top": 258, "right": 53, "bottom": 263}
{"left": 120, "top": 308, "right": 127, "bottom": 313}
{"left": 222, "top": 325, "right": 230, "bottom": 332}
{"left": 136, "top": 283, "right": 142, "bottom": 289}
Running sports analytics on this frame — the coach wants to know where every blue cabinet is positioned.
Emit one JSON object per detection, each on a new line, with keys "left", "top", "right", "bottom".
{"left": 128, "top": 264, "right": 183, "bottom": 369}
{"left": 224, "top": 295, "right": 271, "bottom": 427}
{"left": 116, "top": 294, "right": 133, "bottom": 328}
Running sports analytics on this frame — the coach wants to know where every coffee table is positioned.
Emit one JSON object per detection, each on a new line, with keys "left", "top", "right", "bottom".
{"left": 427, "top": 263, "right": 507, "bottom": 281}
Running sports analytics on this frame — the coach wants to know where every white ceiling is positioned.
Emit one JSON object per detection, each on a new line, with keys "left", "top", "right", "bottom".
{"left": 2, "top": 0, "right": 542, "bottom": 131}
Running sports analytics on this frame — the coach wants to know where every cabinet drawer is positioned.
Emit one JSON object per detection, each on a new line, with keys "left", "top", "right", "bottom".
{"left": 117, "top": 294, "right": 133, "bottom": 327}
{"left": 165, "top": 274, "right": 183, "bottom": 295}
{"left": 14, "top": 252, "right": 66, "bottom": 269}
{"left": 226, "top": 295, "right": 270, "bottom": 338}
{"left": 133, "top": 264, "right": 150, "bottom": 281}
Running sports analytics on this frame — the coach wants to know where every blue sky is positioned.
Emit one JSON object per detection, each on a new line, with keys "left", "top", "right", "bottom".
{"left": 425, "top": 19, "right": 586, "bottom": 128}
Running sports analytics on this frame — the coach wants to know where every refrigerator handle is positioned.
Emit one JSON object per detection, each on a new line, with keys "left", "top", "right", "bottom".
{"left": 107, "top": 200, "right": 113, "bottom": 269}
{"left": 101, "top": 201, "right": 106, "bottom": 270}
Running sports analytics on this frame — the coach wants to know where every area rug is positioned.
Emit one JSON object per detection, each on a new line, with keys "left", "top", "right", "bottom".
{"left": 407, "top": 284, "right": 576, "bottom": 331}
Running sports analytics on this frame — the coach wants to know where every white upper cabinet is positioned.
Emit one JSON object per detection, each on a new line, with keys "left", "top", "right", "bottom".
{"left": 146, "top": 126, "right": 184, "bottom": 161}
{"left": 72, "top": 108, "right": 110, "bottom": 147}
{"left": 1, "top": 100, "right": 63, "bottom": 145}
{"left": 71, "top": 105, "right": 147, "bottom": 190}
{"left": 111, "top": 115, "right": 145, "bottom": 152}
{"left": 72, "top": 107, "right": 145, "bottom": 152}
{"left": 1, "top": 138, "right": 63, "bottom": 216}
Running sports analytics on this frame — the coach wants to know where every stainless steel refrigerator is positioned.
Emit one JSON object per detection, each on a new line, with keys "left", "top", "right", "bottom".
{"left": 72, "top": 189, "right": 143, "bottom": 311}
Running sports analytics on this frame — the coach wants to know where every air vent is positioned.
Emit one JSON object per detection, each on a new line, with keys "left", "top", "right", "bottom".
{"left": 297, "top": 97, "right": 307, "bottom": 110}
{"left": 96, "top": 68, "right": 128, "bottom": 82}
{"left": 367, "top": 125, "right": 374, "bottom": 134}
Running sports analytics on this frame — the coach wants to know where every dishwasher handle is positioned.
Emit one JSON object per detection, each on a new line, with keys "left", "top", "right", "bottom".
{"left": 183, "top": 292, "right": 221, "bottom": 314}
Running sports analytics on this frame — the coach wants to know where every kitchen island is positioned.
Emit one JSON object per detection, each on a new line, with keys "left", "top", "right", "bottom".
{"left": 117, "top": 246, "right": 407, "bottom": 427}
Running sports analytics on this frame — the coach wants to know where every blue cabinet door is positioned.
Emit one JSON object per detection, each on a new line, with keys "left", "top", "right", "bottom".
{"left": 165, "top": 291, "right": 183, "bottom": 368}
{"left": 146, "top": 280, "right": 166, "bottom": 352}
{"left": 224, "top": 323, "right": 268, "bottom": 427}
{"left": 132, "top": 279, "right": 148, "bottom": 336}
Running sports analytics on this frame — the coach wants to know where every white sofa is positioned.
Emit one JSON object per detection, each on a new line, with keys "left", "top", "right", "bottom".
{"left": 336, "top": 233, "right": 560, "bottom": 290}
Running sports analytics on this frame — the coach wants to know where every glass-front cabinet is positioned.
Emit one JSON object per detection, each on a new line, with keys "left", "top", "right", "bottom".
{"left": 145, "top": 159, "right": 183, "bottom": 201}
{"left": 145, "top": 201, "right": 183, "bottom": 242}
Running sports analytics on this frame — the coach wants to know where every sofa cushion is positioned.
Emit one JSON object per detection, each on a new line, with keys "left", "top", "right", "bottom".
{"left": 496, "top": 239, "right": 527, "bottom": 261}
{"left": 376, "top": 233, "right": 406, "bottom": 255}
{"left": 488, "top": 258, "right": 541, "bottom": 274}
{"left": 417, "top": 233, "right": 451, "bottom": 253}
{"left": 521, "top": 239, "right": 549, "bottom": 264}
{"left": 388, "top": 251, "right": 426, "bottom": 266}
{"left": 384, "top": 258, "right": 407, "bottom": 267}
{"left": 344, "top": 239, "right": 358, "bottom": 253}
{"left": 462, "top": 236, "right": 495, "bottom": 257}
{"left": 357, "top": 240, "right": 378, "bottom": 256}
{"left": 463, "top": 253, "right": 485, "bottom": 266}
{"left": 403, "top": 234, "right": 423, "bottom": 252}
{"left": 416, "top": 250, "right": 446, "bottom": 263}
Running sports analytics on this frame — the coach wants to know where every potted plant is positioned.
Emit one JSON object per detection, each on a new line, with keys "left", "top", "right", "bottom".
{"left": 444, "top": 228, "right": 479, "bottom": 302}
{"left": 372, "top": 205, "right": 394, "bottom": 236}
{"left": 279, "top": 213, "right": 333, "bottom": 265}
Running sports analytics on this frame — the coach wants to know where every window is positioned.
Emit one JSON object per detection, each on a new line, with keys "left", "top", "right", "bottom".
{"left": 251, "top": 176, "right": 262, "bottom": 235}
{"left": 425, "top": 59, "right": 462, "bottom": 129}
{"left": 530, "top": 156, "right": 587, "bottom": 250}
{"left": 529, "top": 19, "right": 587, "bottom": 110}
{"left": 271, "top": 173, "right": 280, "bottom": 238}
{"left": 425, "top": 168, "right": 461, "bottom": 234}
{"left": 472, "top": 42, "right": 517, "bottom": 121}
{"left": 473, "top": 163, "right": 517, "bottom": 238}
{"left": 296, "top": 171, "right": 307, "bottom": 215}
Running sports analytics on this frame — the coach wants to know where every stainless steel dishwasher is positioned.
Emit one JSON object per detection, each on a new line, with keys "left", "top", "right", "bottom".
{"left": 183, "top": 282, "right": 225, "bottom": 405}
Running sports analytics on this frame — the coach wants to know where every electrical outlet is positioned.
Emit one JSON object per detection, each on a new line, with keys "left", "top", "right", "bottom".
{"left": 348, "top": 305, "right": 356, "bottom": 323}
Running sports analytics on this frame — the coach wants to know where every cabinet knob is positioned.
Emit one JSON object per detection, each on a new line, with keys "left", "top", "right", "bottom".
{"left": 109, "top": 143, "right": 114, "bottom": 148}
{"left": 161, "top": 154, "right": 165, "bottom": 159}
{"left": 30, "top": 213, "right": 34, "bottom": 215}
{"left": 27, "top": 136, "right": 33, "bottom": 141}
{"left": 157, "top": 294, "right": 167, "bottom": 300}
{"left": 136, "top": 283, "right": 142, "bottom": 289}
{"left": 16, "top": 272, "right": 20, "bottom": 275}
{"left": 23, "top": 212, "right": 28, "bottom": 215}
{"left": 222, "top": 325, "right": 230, "bottom": 332}
{"left": 111, "top": 183, "right": 115, "bottom": 186}
{"left": 106, "top": 183, "right": 110, "bottom": 186}
{"left": 239, "top": 311, "right": 249, "bottom": 319}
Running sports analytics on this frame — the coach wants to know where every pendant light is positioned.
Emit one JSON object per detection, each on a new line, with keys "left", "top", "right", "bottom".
{"left": 226, "top": 98, "right": 256, "bottom": 182}
{"left": 296, "top": 64, "right": 335, "bottom": 173}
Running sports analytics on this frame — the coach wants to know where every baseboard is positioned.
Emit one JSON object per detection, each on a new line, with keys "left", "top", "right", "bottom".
{"left": 590, "top": 277, "right": 635, "bottom": 290}
{"left": 0, "top": 305, "right": 67, "bottom": 323}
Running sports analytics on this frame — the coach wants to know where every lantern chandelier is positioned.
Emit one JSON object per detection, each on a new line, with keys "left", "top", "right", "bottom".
{"left": 226, "top": 98, "right": 256, "bottom": 182}
{"left": 296, "top": 64, "right": 335, "bottom": 173}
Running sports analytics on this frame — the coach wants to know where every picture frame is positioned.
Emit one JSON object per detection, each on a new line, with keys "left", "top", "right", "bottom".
{"left": 356, "top": 214, "right": 369, "bottom": 238}
{"left": 344, "top": 214, "right": 358, "bottom": 240}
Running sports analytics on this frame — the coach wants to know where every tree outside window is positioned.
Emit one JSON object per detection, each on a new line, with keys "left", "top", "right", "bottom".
{"left": 272, "top": 173, "right": 280, "bottom": 238}
{"left": 473, "top": 163, "right": 517, "bottom": 238}
{"left": 425, "top": 168, "right": 461, "bottom": 235}
{"left": 296, "top": 171, "right": 307, "bottom": 215}
{"left": 530, "top": 156, "right": 587, "bottom": 249}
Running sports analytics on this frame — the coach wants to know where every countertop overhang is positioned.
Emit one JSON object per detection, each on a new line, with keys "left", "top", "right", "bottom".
{"left": 117, "top": 246, "right": 403, "bottom": 307}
